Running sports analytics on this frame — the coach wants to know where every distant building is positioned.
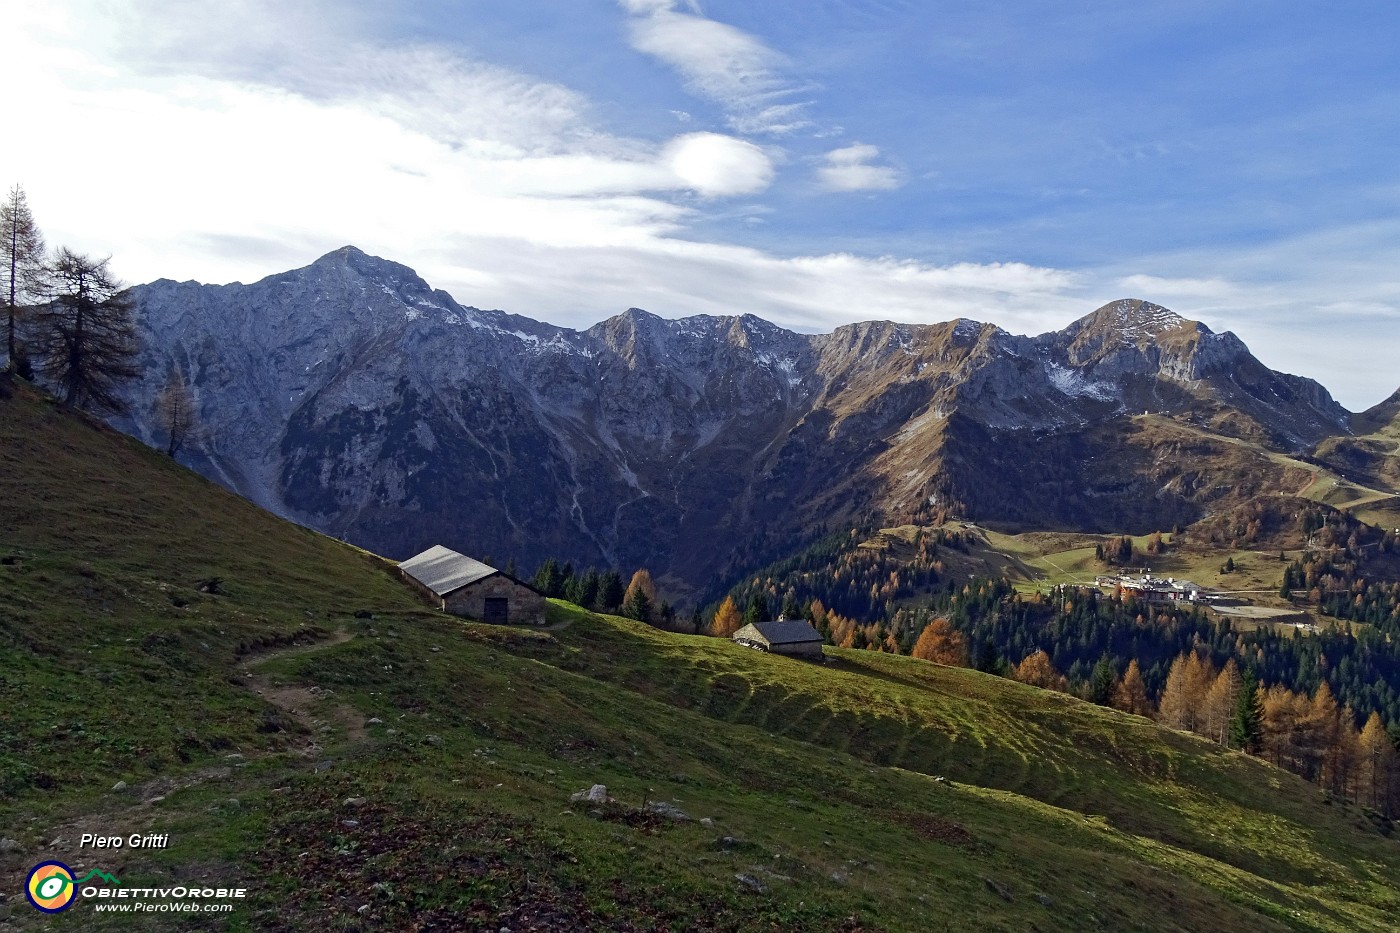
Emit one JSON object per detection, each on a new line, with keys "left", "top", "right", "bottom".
{"left": 1111, "top": 574, "right": 1219, "bottom": 605}
{"left": 733, "top": 619, "right": 824, "bottom": 658}
{"left": 398, "top": 545, "right": 546, "bottom": 625}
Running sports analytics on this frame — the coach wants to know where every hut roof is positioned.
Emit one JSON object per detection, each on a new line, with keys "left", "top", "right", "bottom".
{"left": 398, "top": 545, "right": 498, "bottom": 597}
{"left": 744, "top": 619, "right": 823, "bottom": 645}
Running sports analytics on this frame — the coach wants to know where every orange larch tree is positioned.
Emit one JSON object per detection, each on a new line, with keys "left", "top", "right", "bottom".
{"left": 710, "top": 596, "right": 742, "bottom": 638}
{"left": 910, "top": 618, "right": 966, "bottom": 667}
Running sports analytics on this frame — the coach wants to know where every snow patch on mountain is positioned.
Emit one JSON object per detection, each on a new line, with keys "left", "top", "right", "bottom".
{"left": 508, "top": 330, "right": 593, "bottom": 356}
{"left": 1047, "top": 363, "right": 1119, "bottom": 401}
{"left": 1106, "top": 299, "right": 1186, "bottom": 342}
{"left": 953, "top": 318, "right": 982, "bottom": 340}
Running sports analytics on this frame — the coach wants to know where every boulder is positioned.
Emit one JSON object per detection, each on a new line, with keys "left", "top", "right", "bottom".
{"left": 570, "top": 784, "right": 608, "bottom": 804}
{"left": 735, "top": 873, "right": 766, "bottom": 893}
{"left": 645, "top": 801, "right": 691, "bottom": 821}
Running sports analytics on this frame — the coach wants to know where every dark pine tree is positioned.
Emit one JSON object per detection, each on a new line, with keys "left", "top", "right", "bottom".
{"left": 1090, "top": 656, "right": 1117, "bottom": 706}
{"left": 974, "top": 636, "right": 1001, "bottom": 674}
{"left": 743, "top": 593, "right": 770, "bottom": 627}
{"left": 32, "top": 248, "right": 139, "bottom": 413}
{"left": 1231, "top": 668, "right": 1264, "bottom": 753}
{"left": 566, "top": 569, "right": 600, "bottom": 610}
{"left": 597, "top": 570, "right": 624, "bottom": 612}
{"left": 623, "top": 585, "right": 652, "bottom": 623}
{"left": 532, "top": 558, "right": 562, "bottom": 597}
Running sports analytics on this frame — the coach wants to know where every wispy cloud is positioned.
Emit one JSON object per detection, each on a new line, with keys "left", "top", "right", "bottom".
{"left": 816, "top": 143, "right": 902, "bottom": 192}
{"left": 425, "top": 235, "right": 1086, "bottom": 343}
{"left": 4, "top": 2, "right": 1085, "bottom": 367}
{"left": 618, "top": 0, "right": 814, "bottom": 135}
{"left": 10, "top": 1, "right": 1397, "bottom": 412}
{"left": 94, "top": 0, "right": 609, "bottom": 157}
{"left": 5, "top": 1, "right": 782, "bottom": 263}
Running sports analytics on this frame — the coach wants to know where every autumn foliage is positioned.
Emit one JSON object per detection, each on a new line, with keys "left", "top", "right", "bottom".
{"left": 709, "top": 596, "right": 742, "bottom": 638}
{"left": 911, "top": 618, "right": 965, "bottom": 666}
{"left": 1112, "top": 660, "right": 1154, "bottom": 717}
{"left": 1153, "top": 650, "right": 1400, "bottom": 815}
{"left": 1011, "top": 650, "right": 1068, "bottom": 692}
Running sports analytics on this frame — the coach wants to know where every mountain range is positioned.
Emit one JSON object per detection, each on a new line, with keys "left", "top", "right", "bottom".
{"left": 111, "top": 246, "right": 1392, "bottom": 599}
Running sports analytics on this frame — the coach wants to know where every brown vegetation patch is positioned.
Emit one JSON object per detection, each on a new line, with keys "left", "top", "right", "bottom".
{"left": 255, "top": 788, "right": 633, "bottom": 932}
{"left": 891, "top": 812, "right": 978, "bottom": 848}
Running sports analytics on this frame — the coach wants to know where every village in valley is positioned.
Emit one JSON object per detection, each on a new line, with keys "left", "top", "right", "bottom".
{"left": 1086, "top": 572, "right": 1314, "bottom": 628}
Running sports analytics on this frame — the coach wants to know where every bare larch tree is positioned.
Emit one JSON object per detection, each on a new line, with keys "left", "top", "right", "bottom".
{"left": 31, "top": 248, "right": 139, "bottom": 413}
{"left": 1, "top": 184, "right": 47, "bottom": 376}
{"left": 154, "top": 367, "right": 200, "bottom": 457}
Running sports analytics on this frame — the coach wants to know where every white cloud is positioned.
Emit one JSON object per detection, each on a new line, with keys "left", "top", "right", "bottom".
{"left": 420, "top": 234, "right": 1085, "bottom": 347}
{"left": 2, "top": 1, "right": 786, "bottom": 279}
{"left": 619, "top": 0, "right": 813, "bottom": 135}
{"left": 1116, "top": 274, "right": 1240, "bottom": 300}
{"left": 664, "top": 133, "right": 774, "bottom": 197}
{"left": 8, "top": 2, "right": 1395, "bottom": 413}
{"left": 816, "top": 143, "right": 903, "bottom": 192}
{"left": 111, "top": 2, "right": 607, "bottom": 158}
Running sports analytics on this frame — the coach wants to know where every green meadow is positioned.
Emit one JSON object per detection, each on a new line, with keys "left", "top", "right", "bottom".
{"left": 4, "top": 381, "right": 1400, "bottom": 931}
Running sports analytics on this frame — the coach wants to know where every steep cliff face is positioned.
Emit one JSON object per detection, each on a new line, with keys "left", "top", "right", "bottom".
{"left": 113, "top": 249, "right": 1353, "bottom": 596}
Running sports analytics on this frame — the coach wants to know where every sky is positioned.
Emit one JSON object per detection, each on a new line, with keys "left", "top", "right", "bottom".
{"left": 5, "top": 0, "right": 1399, "bottom": 410}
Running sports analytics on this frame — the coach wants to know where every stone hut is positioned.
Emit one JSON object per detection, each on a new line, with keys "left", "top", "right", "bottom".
{"left": 732, "top": 619, "right": 824, "bottom": 659}
{"left": 398, "top": 545, "right": 546, "bottom": 625}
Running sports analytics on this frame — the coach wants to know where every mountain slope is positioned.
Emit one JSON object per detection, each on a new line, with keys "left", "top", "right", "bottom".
{"left": 3, "top": 379, "right": 1400, "bottom": 931}
{"left": 1310, "top": 386, "right": 1400, "bottom": 505}
{"left": 1355, "top": 387, "right": 1400, "bottom": 437}
{"left": 111, "top": 249, "right": 1351, "bottom": 597}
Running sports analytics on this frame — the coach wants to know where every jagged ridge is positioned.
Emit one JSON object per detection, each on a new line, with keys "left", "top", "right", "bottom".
{"left": 112, "top": 248, "right": 1352, "bottom": 597}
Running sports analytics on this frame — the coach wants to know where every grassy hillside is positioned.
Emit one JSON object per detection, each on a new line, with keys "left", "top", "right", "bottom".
{"left": 3, "top": 380, "right": 1400, "bottom": 931}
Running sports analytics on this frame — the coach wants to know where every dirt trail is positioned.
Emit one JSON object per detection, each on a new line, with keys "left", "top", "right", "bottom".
{"left": 239, "top": 629, "right": 369, "bottom": 746}
{"left": 0, "top": 632, "right": 365, "bottom": 926}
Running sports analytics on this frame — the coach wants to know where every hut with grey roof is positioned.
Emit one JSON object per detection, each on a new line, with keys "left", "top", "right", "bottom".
{"left": 732, "top": 619, "right": 825, "bottom": 659}
{"left": 398, "top": 545, "right": 546, "bottom": 625}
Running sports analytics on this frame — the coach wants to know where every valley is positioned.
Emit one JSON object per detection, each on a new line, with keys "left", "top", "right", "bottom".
{"left": 3, "top": 381, "right": 1400, "bottom": 931}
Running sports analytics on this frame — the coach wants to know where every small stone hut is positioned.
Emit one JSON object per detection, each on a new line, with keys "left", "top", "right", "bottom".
{"left": 398, "top": 545, "right": 546, "bottom": 625}
{"left": 732, "top": 619, "right": 824, "bottom": 658}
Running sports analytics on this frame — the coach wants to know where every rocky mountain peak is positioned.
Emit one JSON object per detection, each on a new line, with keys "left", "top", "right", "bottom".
{"left": 281, "top": 245, "right": 468, "bottom": 326}
{"left": 1063, "top": 299, "right": 1194, "bottom": 345}
{"left": 595, "top": 307, "right": 667, "bottom": 339}
{"left": 588, "top": 308, "right": 679, "bottom": 368}
{"left": 1045, "top": 298, "right": 1213, "bottom": 376}
{"left": 308, "top": 245, "right": 419, "bottom": 283}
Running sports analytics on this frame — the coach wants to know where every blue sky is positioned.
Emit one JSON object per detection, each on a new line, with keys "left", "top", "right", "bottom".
{"left": 6, "top": 1, "right": 1399, "bottom": 409}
